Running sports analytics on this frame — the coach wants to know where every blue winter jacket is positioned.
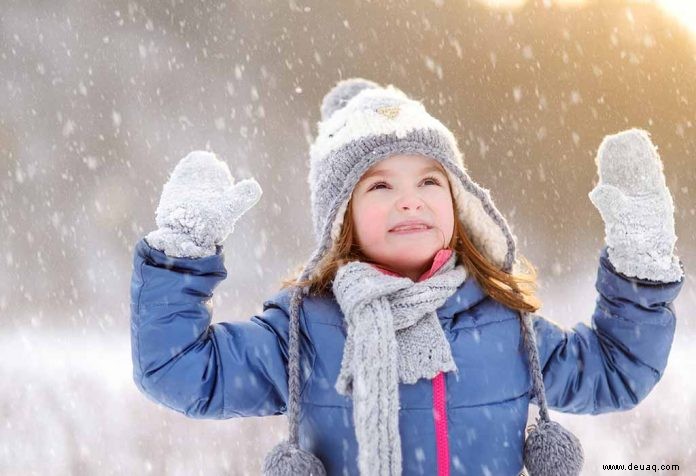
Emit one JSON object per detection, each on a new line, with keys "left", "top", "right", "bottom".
{"left": 130, "top": 237, "right": 684, "bottom": 475}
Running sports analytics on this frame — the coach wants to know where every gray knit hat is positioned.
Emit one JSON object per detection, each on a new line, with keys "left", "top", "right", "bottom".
{"left": 262, "top": 78, "right": 583, "bottom": 476}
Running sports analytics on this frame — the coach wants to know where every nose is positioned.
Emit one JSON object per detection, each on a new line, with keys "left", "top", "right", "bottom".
{"left": 396, "top": 193, "right": 425, "bottom": 211}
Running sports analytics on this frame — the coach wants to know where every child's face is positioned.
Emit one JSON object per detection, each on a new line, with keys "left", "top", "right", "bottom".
{"left": 350, "top": 154, "right": 455, "bottom": 280}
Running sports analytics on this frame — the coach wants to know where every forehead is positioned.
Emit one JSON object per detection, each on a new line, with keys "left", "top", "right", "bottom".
{"left": 359, "top": 154, "right": 446, "bottom": 181}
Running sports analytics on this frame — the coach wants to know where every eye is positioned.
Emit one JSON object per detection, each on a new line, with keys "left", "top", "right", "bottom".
{"left": 421, "top": 175, "right": 442, "bottom": 186}
{"left": 367, "top": 181, "right": 389, "bottom": 191}
{"left": 367, "top": 176, "right": 443, "bottom": 192}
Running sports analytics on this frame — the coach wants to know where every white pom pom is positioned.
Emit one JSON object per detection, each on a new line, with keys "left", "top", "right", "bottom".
{"left": 320, "top": 78, "right": 380, "bottom": 121}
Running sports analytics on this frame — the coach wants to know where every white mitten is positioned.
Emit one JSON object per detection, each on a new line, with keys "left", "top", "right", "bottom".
{"left": 588, "top": 128, "right": 683, "bottom": 283}
{"left": 145, "top": 150, "right": 263, "bottom": 258}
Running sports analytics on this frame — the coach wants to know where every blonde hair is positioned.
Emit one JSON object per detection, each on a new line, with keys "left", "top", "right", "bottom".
{"left": 280, "top": 186, "right": 542, "bottom": 314}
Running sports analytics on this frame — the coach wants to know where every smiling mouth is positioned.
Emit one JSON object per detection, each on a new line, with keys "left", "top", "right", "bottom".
{"left": 389, "top": 225, "right": 432, "bottom": 234}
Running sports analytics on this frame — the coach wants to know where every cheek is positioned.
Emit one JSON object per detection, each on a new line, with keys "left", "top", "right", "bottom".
{"left": 353, "top": 201, "right": 388, "bottom": 242}
{"left": 435, "top": 194, "right": 455, "bottom": 234}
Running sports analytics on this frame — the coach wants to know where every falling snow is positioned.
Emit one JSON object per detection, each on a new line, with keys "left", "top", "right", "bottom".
{"left": 1, "top": 0, "right": 695, "bottom": 475}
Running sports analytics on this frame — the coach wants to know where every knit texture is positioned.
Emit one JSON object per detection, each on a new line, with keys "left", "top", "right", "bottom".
{"left": 519, "top": 311, "right": 584, "bottom": 475}
{"left": 145, "top": 150, "right": 262, "bottom": 258}
{"left": 331, "top": 251, "right": 468, "bottom": 475}
{"left": 588, "top": 128, "right": 683, "bottom": 282}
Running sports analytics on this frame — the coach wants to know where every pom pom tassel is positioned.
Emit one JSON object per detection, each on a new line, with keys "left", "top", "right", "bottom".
{"left": 524, "top": 418, "right": 584, "bottom": 476}
{"left": 262, "top": 440, "right": 327, "bottom": 476}
{"left": 263, "top": 283, "right": 328, "bottom": 476}
{"left": 519, "top": 310, "right": 584, "bottom": 476}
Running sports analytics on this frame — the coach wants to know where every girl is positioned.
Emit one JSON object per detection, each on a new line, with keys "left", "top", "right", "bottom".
{"left": 131, "top": 78, "right": 685, "bottom": 476}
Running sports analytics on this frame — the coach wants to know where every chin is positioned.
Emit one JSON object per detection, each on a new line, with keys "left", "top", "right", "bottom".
{"left": 392, "top": 242, "right": 439, "bottom": 258}
{"left": 388, "top": 250, "right": 436, "bottom": 267}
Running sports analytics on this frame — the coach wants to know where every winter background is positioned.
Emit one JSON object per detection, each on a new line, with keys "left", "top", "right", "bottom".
{"left": 1, "top": 0, "right": 695, "bottom": 474}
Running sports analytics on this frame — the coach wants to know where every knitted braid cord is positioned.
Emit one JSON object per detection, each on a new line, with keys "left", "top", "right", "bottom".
{"left": 519, "top": 311, "right": 584, "bottom": 476}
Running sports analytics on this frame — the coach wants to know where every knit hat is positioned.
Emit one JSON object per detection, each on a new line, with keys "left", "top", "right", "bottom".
{"left": 262, "top": 78, "right": 584, "bottom": 476}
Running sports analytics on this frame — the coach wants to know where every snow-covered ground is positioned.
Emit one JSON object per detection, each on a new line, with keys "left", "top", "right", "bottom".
{"left": 2, "top": 326, "right": 694, "bottom": 475}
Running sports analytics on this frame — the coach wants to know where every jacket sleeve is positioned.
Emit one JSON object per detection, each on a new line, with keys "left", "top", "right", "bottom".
{"left": 530, "top": 245, "right": 685, "bottom": 415}
{"left": 130, "top": 237, "right": 309, "bottom": 419}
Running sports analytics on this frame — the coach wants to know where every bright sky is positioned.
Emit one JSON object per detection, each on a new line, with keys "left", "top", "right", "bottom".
{"left": 652, "top": 0, "right": 696, "bottom": 34}
{"left": 476, "top": 0, "right": 696, "bottom": 37}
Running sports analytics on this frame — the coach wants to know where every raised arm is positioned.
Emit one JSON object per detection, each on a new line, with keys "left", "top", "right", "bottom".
{"left": 131, "top": 238, "right": 307, "bottom": 418}
{"left": 530, "top": 245, "right": 684, "bottom": 415}
{"left": 530, "top": 128, "right": 686, "bottom": 415}
{"left": 130, "top": 150, "right": 310, "bottom": 419}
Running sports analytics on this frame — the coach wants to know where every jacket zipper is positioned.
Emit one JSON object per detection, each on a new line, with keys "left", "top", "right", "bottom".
{"left": 432, "top": 371, "right": 450, "bottom": 476}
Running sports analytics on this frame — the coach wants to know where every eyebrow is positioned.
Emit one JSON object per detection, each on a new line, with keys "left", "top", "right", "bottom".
{"left": 360, "top": 164, "right": 446, "bottom": 182}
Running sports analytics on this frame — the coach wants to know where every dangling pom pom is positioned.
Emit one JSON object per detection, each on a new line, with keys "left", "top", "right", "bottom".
{"left": 262, "top": 440, "right": 327, "bottom": 476}
{"left": 524, "top": 419, "right": 584, "bottom": 476}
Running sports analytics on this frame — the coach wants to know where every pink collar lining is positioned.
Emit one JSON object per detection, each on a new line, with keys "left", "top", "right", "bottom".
{"left": 370, "top": 249, "right": 454, "bottom": 282}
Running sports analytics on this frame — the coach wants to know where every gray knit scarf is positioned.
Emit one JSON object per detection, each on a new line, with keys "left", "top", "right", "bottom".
{"left": 331, "top": 252, "right": 468, "bottom": 476}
